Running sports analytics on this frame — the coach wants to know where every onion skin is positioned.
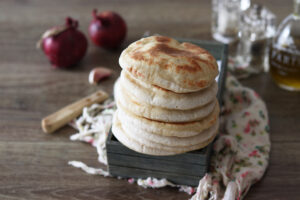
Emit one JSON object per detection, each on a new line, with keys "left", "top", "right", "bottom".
{"left": 89, "top": 10, "right": 127, "bottom": 49}
{"left": 41, "top": 17, "right": 88, "bottom": 68}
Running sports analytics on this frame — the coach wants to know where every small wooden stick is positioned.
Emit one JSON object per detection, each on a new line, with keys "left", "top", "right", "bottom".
{"left": 41, "top": 90, "right": 108, "bottom": 134}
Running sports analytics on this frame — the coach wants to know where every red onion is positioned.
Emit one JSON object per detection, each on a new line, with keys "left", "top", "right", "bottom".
{"left": 38, "top": 17, "right": 88, "bottom": 68}
{"left": 89, "top": 9, "right": 127, "bottom": 49}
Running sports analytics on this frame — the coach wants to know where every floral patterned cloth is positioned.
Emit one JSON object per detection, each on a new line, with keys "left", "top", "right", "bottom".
{"left": 68, "top": 74, "right": 270, "bottom": 200}
{"left": 191, "top": 74, "right": 270, "bottom": 200}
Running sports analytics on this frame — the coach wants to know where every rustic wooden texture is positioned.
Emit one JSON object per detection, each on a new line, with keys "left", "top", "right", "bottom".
{"left": 107, "top": 133, "right": 211, "bottom": 186}
{"left": 0, "top": 0, "right": 299, "bottom": 199}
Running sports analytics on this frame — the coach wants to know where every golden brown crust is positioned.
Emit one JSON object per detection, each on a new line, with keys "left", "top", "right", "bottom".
{"left": 119, "top": 36, "right": 219, "bottom": 93}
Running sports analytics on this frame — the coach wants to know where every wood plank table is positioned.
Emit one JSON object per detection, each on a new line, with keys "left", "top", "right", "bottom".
{"left": 0, "top": 0, "right": 299, "bottom": 199}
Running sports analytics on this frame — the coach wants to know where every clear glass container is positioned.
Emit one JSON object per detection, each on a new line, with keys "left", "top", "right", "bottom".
{"left": 235, "top": 4, "right": 276, "bottom": 74}
{"left": 211, "top": 0, "right": 250, "bottom": 44}
{"left": 269, "top": 0, "right": 300, "bottom": 91}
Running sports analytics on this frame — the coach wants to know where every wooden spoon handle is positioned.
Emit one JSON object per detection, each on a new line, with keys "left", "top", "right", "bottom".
{"left": 41, "top": 90, "right": 108, "bottom": 134}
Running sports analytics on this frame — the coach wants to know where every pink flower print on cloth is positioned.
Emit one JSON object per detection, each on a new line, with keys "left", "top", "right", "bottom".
{"left": 191, "top": 74, "right": 270, "bottom": 200}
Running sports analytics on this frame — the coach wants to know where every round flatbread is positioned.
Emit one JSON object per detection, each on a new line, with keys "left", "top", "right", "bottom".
{"left": 115, "top": 78, "right": 217, "bottom": 122}
{"left": 120, "top": 110, "right": 219, "bottom": 147}
{"left": 120, "top": 70, "right": 218, "bottom": 110}
{"left": 119, "top": 36, "right": 219, "bottom": 93}
{"left": 112, "top": 113, "right": 218, "bottom": 155}
{"left": 117, "top": 102, "right": 220, "bottom": 137}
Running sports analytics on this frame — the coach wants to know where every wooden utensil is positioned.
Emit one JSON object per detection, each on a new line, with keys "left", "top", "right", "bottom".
{"left": 41, "top": 90, "right": 108, "bottom": 133}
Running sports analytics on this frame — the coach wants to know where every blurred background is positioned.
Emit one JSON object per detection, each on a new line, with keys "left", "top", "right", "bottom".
{"left": 0, "top": 0, "right": 292, "bottom": 66}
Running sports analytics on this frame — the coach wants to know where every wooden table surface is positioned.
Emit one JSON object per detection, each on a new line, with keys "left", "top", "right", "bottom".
{"left": 1, "top": 0, "right": 299, "bottom": 199}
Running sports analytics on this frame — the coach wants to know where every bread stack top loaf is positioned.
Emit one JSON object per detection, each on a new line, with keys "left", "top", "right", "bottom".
{"left": 112, "top": 36, "right": 220, "bottom": 156}
{"left": 119, "top": 36, "right": 219, "bottom": 93}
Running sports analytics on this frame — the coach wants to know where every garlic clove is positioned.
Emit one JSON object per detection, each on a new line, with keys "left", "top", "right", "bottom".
{"left": 89, "top": 67, "right": 112, "bottom": 85}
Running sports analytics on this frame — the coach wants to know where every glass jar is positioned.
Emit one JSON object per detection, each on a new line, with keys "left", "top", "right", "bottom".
{"left": 269, "top": 0, "right": 300, "bottom": 91}
{"left": 235, "top": 4, "right": 276, "bottom": 74}
{"left": 211, "top": 0, "right": 250, "bottom": 44}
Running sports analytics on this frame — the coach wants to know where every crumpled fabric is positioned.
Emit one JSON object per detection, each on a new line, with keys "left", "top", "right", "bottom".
{"left": 191, "top": 74, "right": 270, "bottom": 200}
{"left": 68, "top": 74, "right": 270, "bottom": 200}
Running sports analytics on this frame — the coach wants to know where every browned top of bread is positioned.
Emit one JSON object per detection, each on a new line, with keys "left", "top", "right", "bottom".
{"left": 119, "top": 36, "right": 219, "bottom": 93}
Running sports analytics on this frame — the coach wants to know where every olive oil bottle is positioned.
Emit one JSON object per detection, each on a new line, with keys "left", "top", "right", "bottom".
{"left": 269, "top": 0, "right": 300, "bottom": 91}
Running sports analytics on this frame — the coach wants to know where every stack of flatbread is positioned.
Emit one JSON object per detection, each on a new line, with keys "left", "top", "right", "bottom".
{"left": 112, "top": 36, "right": 220, "bottom": 155}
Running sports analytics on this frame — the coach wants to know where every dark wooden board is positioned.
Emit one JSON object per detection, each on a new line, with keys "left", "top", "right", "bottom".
{"left": 107, "top": 134, "right": 210, "bottom": 164}
{"left": 106, "top": 40, "right": 227, "bottom": 186}
{"left": 1, "top": 0, "right": 299, "bottom": 199}
{"left": 108, "top": 165, "right": 204, "bottom": 186}
{"left": 108, "top": 153, "right": 207, "bottom": 177}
